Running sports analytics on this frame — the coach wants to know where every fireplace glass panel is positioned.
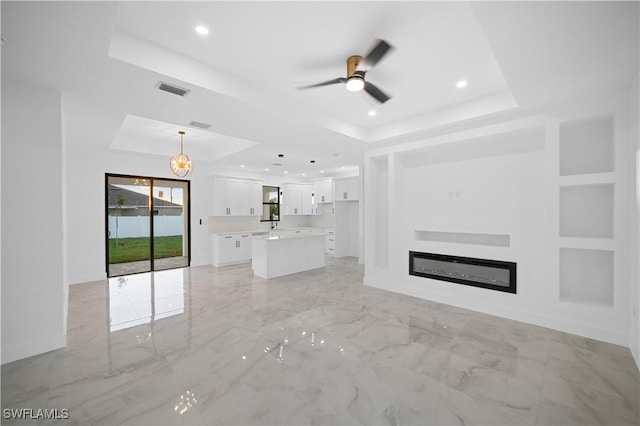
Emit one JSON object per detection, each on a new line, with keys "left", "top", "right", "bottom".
{"left": 412, "top": 258, "right": 511, "bottom": 288}
{"left": 409, "top": 251, "right": 516, "bottom": 294}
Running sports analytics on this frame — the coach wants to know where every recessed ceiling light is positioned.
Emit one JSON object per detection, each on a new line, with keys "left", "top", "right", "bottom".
{"left": 195, "top": 26, "right": 209, "bottom": 36}
{"left": 456, "top": 80, "right": 468, "bottom": 89}
{"left": 341, "top": 167, "right": 346, "bottom": 170}
{"left": 284, "top": 171, "right": 289, "bottom": 174}
{"left": 265, "top": 168, "right": 269, "bottom": 172}
{"left": 320, "top": 170, "right": 325, "bottom": 173}
{"left": 240, "top": 165, "right": 245, "bottom": 168}
{"left": 302, "top": 173, "right": 306, "bottom": 176}
{"left": 368, "top": 110, "right": 377, "bottom": 117}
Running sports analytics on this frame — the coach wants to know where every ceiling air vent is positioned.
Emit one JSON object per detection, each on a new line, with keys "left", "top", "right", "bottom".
{"left": 157, "top": 81, "right": 190, "bottom": 97}
{"left": 189, "top": 120, "right": 212, "bottom": 129}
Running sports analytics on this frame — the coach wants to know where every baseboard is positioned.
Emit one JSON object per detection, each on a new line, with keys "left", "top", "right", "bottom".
{"left": 212, "top": 259, "right": 251, "bottom": 267}
{"left": 364, "top": 276, "right": 630, "bottom": 347}
{"left": 1, "top": 333, "right": 65, "bottom": 365}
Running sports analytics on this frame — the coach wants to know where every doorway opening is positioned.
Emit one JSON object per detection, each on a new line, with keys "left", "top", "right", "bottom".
{"left": 105, "top": 174, "right": 191, "bottom": 277}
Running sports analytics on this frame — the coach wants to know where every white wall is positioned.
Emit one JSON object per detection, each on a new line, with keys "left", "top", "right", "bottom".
{"left": 1, "top": 80, "right": 66, "bottom": 363}
{"left": 630, "top": 72, "right": 640, "bottom": 367}
{"left": 364, "top": 93, "right": 635, "bottom": 348}
{"left": 65, "top": 144, "right": 211, "bottom": 284}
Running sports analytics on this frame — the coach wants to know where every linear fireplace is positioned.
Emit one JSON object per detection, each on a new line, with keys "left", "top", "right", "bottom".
{"left": 409, "top": 251, "right": 517, "bottom": 294}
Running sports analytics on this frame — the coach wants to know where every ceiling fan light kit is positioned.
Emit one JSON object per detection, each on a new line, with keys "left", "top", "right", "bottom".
{"left": 346, "top": 75, "right": 365, "bottom": 92}
{"left": 345, "top": 55, "right": 364, "bottom": 91}
{"left": 299, "top": 39, "right": 393, "bottom": 103}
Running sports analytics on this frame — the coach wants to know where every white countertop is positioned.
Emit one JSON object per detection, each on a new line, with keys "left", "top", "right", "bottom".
{"left": 252, "top": 232, "right": 327, "bottom": 241}
{"left": 212, "top": 228, "right": 324, "bottom": 237}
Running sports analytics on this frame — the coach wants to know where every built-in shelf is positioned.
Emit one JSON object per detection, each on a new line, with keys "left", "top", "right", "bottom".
{"left": 558, "top": 172, "right": 615, "bottom": 186}
{"left": 559, "top": 115, "right": 614, "bottom": 176}
{"left": 414, "top": 230, "right": 510, "bottom": 247}
{"left": 559, "top": 183, "right": 614, "bottom": 238}
{"left": 559, "top": 248, "right": 614, "bottom": 306}
{"left": 559, "top": 237, "right": 615, "bottom": 251}
{"left": 557, "top": 114, "right": 616, "bottom": 308}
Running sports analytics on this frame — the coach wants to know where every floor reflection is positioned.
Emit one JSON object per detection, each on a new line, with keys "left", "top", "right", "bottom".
{"left": 108, "top": 256, "right": 189, "bottom": 277}
{"left": 108, "top": 269, "right": 186, "bottom": 332}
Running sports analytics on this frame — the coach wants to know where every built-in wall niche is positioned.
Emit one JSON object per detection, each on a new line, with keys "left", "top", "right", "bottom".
{"left": 370, "top": 156, "right": 389, "bottom": 268}
{"left": 559, "top": 184, "right": 614, "bottom": 238}
{"left": 414, "top": 230, "right": 510, "bottom": 247}
{"left": 560, "top": 248, "right": 614, "bottom": 306}
{"left": 559, "top": 115, "right": 614, "bottom": 176}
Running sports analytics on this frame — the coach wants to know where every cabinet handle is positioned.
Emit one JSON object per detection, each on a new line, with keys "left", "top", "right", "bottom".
{"left": 344, "top": 192, "right": 347, "bottom": 199}
{"left": 224, "top": 236, "right": 232, "bottom": 239}
{"left": 322, "top": 195, "right": 325, "bottom": 202}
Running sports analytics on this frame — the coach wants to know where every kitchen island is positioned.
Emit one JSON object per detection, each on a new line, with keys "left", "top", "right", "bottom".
{"left": 251, "top": 232, "right": 326, "bottom": 279}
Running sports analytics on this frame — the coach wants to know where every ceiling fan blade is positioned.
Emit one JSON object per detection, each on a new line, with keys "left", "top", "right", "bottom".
{"left": 363, "top": 81, "right": 391, "bottom": 104}
{"left": 298, "top": 77, "right": 346, "bottom": 90}
{"left": 357, "top": 39, "right": 393, "bottom": 71}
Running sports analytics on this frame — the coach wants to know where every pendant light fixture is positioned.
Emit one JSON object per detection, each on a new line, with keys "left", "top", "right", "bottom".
{"left": 170, "top": 130, "right": 192, "bottom": 177}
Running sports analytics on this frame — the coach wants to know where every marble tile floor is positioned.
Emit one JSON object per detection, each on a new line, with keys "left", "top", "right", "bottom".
{"left": 2, "top": 257, "right": 639, "bottom": 425}
{"left": 108, "top": 256, "right": 189, "bottom": 277}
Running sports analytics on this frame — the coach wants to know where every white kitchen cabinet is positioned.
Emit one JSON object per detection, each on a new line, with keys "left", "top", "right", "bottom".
{"left": 301, "top": 184, "right": 315, "bottom": 215}
{"left": 252, "top": 232, "right": 326, "bottom": 279}
{"left": 325, "top": 228, "right": 335, "bottom": 256}
{"left": 281, "top": 184, "right": 303, "bottom": 215}
{"left": 212, "top": 177, "right": 262, "bottom": 216}
{"left": 281, "top": 184, "right": 317, "bottom": 215}
{"left": 211, "top": 233, "right": 252, "bottom": 266}
{"left": 334, "top": 201, "right": 359, "bottom": 258}
{"left": 212, "top": 178, "right": 241, "bottom": 216}
{"left": 241, "top": 180, "right": 262, "bottom": 216}
{"left": 334, "top": 177, "right": 358, "bottom": 201}
{"left": 315, "top": 178, "right": 333, "bottom": 203}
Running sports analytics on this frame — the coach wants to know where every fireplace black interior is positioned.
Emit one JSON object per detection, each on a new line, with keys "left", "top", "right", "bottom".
{"left": 409, "top": 251, "right": 516, "bottom": 294}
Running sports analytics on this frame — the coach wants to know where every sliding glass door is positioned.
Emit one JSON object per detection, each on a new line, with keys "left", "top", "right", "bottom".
{"left": 152, "top": 179, "right": 189, "bottom": 271}
{"left": 106, "top": 174, "right": 190, "bottom": 277}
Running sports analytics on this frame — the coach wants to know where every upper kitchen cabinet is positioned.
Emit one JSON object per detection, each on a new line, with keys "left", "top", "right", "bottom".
{"left": 211, "top": 176, "right": 263, "bottom": 216}
{"left": 241, "top": 180, "right": 262, "bottom": 216}
{"left": 301, "top": 184, "right": 315, "bottom": 215}
{"left": 315, "top": 178, "right": 333, "bottom": 203}
{"left": 281, "top": 183, "right": 303, "bottom": 215}
{"left": 281, "top": 183, "right": 316, "bottom": 215}
{"left": 334, "top": 177, "right": 359, "bottom": 201}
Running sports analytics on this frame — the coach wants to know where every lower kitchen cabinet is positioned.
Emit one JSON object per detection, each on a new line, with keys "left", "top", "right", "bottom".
{"left": 325, "top": 228, "right": 335, "bottom": 256}
{"left": 211, "top": 233, "right": 252, "bottom": 266}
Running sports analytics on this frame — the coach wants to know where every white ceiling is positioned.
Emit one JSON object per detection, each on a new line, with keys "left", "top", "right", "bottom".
{"left": 2, "top": 1, "right": 638, "bottom": 178}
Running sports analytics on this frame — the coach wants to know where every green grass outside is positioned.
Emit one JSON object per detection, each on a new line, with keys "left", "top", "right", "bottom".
{"left": 109, "top": 235, "right": 183, "bottom": 264}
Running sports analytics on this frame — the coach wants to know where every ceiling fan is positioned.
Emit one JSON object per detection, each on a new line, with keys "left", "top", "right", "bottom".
{"left": 298, "top": 39, "right": 394, "bottom": 104}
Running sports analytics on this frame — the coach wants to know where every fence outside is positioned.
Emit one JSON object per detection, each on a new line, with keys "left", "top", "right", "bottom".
{"left": 108, "top": 215, "right": 183, "bottom": 239}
